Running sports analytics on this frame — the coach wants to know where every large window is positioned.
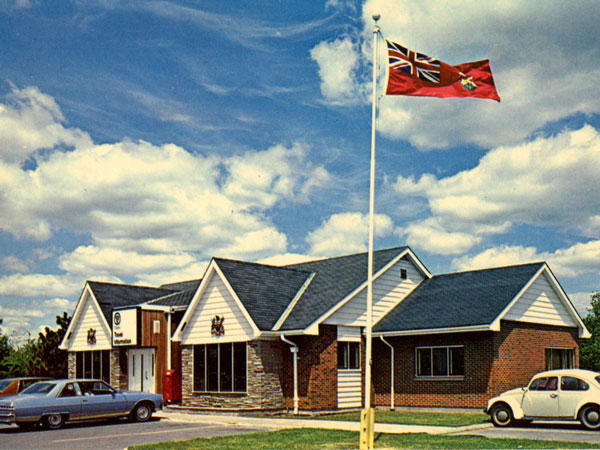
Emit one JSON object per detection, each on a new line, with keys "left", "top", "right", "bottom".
{"left": 75, "top": 350, "right": 110, "bottom": 383}
{"left": 193, "top": 342, "right": 247, "bottom": 393}
{"left": 338, "top": 341, "right": 360, "bottom": 370}
{"left": 416, "top": 346, "right": 464, "bottom": 378}
{"left": 545, "top": 348, "right": 574, "bottom": 370}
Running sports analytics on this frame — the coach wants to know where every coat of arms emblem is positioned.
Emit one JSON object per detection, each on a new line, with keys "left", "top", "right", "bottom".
{"left": 211, "top": 316, "right": 225, "bottom": 336}
{"left": 87, "top": 328, "right": 96, "bottom": 345}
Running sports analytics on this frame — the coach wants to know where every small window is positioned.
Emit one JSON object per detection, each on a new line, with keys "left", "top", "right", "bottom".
{"left": 561, "top": 376, "right": 589, "bottom": 391}
{"left": 338, "top": 341, "right": 360, "bottom": 369}
{"left": 59, "top": 383, "right": 78, "bottom": 397}
{"left": 400, "top": 268, "right": 407, "bottom": 279}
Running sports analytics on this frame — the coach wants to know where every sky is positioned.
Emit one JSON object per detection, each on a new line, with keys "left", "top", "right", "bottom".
{"left": 0, "top": 0, "right": 599, "bottom": 340}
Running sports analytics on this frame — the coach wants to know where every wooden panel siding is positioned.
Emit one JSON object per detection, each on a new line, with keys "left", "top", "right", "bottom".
{"left": 325, "top": 259, "right": 423, "bottom": 327}
{"left": 504, "top": 272, "right": 576, "bottom": 327}
{"left": 69, "top": 292, "right": 111, "bottom": 351}
{"left": 141, "top": 310, "right": 169, "bottom": 395}
{"left": 337, "top": 370, "right": 362, "bottom": 408}
{"left": 181, "top": 272, "right": 255, "bottom": 345}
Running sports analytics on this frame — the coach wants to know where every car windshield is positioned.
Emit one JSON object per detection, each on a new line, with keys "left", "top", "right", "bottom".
{"left": 20, "top": 382, "right": 56, "bottom": 394}
{"left": 0, "top": 380, "right": 11, "bottom": 391}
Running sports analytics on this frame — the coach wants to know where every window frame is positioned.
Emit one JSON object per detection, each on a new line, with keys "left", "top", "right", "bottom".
{"left": 337, "top": 341, "right": 361, "bottom": 370}
{"left": 193, "top": 342, "right": 247, "bottom": 394}
{"left": 415, "top": 345, "right": 464, "bottom": 379}
{"left": 75, "top": 350, "right": 110, "bottom": 383}
{"left": 545, "top": 347, "right": 574, "bottom": 370}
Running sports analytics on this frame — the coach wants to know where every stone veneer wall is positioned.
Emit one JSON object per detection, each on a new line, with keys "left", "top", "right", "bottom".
{"left": 181, "top": 340, "right": 286, "bottom": 410}
{"left": 110, "top": 349, "right": 128, "bottom": 390}
{"left": 67, "top": 352, "right": 76, "bottom": 378}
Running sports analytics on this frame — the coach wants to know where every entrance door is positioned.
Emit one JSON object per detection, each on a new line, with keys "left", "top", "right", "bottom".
{"left": 128, "top": 348, "right": 156, "bottom": 393}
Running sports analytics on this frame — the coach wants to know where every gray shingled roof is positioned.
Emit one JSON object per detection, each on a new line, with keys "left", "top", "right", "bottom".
{"left": 279, "top": 247, "right": 409, "bottom": 330}
{"left": 160, "top": 279, "right": 202, "bottom": 291}
{"left": 87, "top": 281, "right": 175, "bottom": 326}
{"left": 373, "top": 262, "right": 545, "bottom": 333}
{"left": 214, "top": 258, "right": 313, "bottom": 330}
{"left": 146, "top": 288, "right": 198, "bottom": 307}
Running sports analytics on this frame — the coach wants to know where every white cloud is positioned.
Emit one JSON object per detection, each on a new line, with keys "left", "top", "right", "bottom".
{"left": 307, "top": 212, "right": 394, "bottom": 256}
{"left": 0, "top": 273, "right": 83, "bottom": 297}
{"left": 0, "top": 86, "right": 334, "bottom": 287}
{"left": 310, "top": 36, "right": 369, "bottom": 106}
{"left": 1, "top": 255, "right": 30, "bottom": 273}
{"left": 392, "top": 125, "right": 600, "bottom": 255}
{"left": 397, "top": 218, "right": 482, "bottom": 256}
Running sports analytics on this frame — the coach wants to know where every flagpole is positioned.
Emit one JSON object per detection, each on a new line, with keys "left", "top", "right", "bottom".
{"left": 360, "top": 13, "right": 380, "bottom": 450}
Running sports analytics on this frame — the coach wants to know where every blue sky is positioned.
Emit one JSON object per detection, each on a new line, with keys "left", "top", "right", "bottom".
{"left": 1, "top": 0, "right": 599, "bottom": 339}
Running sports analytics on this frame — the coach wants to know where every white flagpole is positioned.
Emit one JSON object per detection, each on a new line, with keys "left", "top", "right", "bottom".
{"left": 361, "top": 13, "right": 380, "bottom": 450}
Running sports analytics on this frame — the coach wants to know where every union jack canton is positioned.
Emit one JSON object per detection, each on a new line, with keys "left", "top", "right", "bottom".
{"left": 387, "top": 40, "right": 441, "bottom": 83}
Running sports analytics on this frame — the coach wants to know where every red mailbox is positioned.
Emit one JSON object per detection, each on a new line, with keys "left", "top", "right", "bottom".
{"left": 163, "top": 369, "right": 181, "bottom": 404}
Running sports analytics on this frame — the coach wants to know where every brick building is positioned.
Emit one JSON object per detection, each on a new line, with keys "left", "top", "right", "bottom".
{"left": 60, "top": 246, "right": 590, "bottom": 411}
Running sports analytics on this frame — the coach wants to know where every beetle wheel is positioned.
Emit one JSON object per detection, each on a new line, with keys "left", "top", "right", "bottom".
{"left": 44, "top": 413, "right": 65, "bottom": 429}
{"left": 580, "top": 405, "right": 600, "bottom": 430}
{"left": 491, "top": 403, "right": 513, "bottom": 427}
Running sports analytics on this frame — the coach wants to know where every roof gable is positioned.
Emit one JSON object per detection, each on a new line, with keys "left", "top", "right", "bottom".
{"left": 374, "top": 262, "right": 545, "bottom": 333}
{"left": 280, "top": 247, "right": 412, "bottom": 331}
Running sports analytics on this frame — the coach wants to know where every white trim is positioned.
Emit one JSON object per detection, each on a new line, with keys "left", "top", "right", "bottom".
{"left": 59, "top": 283, "right": 112, "bottom": 351}
{"left": 374, "top": 324, "right": 492, "bottom": 337}
{"left": 172, "top": 259, "right": 260, "bottom": 342}
{"left": 492, "top": 264, "right": 591, "bottom": 338}
{"left": 272, "top": 272, "right": 315, "bottom": 331}
{"left": 308, "top": 248, "right": 429, "bottom": 331}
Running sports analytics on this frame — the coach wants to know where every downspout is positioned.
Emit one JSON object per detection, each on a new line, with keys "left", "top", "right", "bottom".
{"left": 281, "top": 335, "right": 299, "bottom": 415}
{"left": 379, "top": 336, "right": 394, "bottom": 410}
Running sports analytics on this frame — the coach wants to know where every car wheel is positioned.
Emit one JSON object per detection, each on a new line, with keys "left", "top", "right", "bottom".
{"left": 131, "top": 403, "right": 152, "bottom": 422}
{"left": 491, "top": 403, "right": 513, "bottom": 427}
{"left": 44, "top": 413, "right": 65, "bottom": 430}
{"left": 580, "top": 405, "right": 600, "bottom": 430}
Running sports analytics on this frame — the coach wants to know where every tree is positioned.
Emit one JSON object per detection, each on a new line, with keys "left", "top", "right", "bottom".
{"left": 0, "top": 332, "right": 15, "bottom": 378}
{"left": 580, "top": 292, "right": 600, "bottom": 371}
{"left": 35, "top": 312, "right": 71, "bottom": 378}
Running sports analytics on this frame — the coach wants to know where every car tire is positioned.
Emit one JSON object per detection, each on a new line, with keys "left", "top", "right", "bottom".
{"left": 580, "top": 404, "right": 600, "bottom": 430}
{"left": 131, "top": 403, "right": 152, "bottom": 422}
{"left": 44, "top": 413, "right": 65, "bottom": 430}
{"left": 491, "top": 403, "right": 513, "bottom": 427}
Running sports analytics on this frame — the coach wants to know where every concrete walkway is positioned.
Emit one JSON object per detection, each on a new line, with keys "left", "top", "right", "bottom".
{"left": 155, "top": 409, "right": 492, "bottom": 436}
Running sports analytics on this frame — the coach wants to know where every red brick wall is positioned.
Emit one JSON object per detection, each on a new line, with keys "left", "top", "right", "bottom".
{"left": 373, "top": 321, "right": 580, "bottom": 409}
{"left": 282, "top": 325, "right": 338, "bottom": 411}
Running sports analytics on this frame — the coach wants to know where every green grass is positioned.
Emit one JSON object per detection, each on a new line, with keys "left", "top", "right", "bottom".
{"left": 131, "top": 428, "right": 600, "bottom": 450}
{"left": 315, "top": 410, "right": 488, "bottom": 427}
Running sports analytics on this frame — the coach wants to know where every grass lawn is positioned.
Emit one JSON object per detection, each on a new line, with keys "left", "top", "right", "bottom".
{"left": 315, "top": 410, "right": 488, "bottom": 427}
{"left": 131, "top": 428, "right": 600, "bottom": 450}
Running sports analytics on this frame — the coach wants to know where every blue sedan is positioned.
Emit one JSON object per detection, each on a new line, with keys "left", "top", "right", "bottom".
{"left": 0, "top": 379, "right": 163, "bottom": 429}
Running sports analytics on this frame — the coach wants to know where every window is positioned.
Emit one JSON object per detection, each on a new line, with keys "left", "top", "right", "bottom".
{"left": 75, "top": 350, "right": 110, "bottom": 383}
{"left": 529, "top": 376, "right": 558, "bottom": 391}
{"left": 545, "top": 348, "right": 574, "bottom": 370}
{"left": 338, "top": 341, "right": 360, "bottom": 369}
{"left": 416, "top": 346, "right": 464, "bottom": 378}
{"left": 400, "top": 268, "right": 408, "bottom": 279}
{"left": 193, "top": 342, "right": 247, "bottom": 393}
{"left": 561, "top": 376, "right": 588, "bottom": 391}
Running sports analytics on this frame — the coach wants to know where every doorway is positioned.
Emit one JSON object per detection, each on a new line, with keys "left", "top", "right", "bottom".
{"left": 128, "top": 348, "right": 156, "bottom": 393}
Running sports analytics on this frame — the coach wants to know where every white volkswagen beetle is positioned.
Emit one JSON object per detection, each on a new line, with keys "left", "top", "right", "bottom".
{"left": 485, "top": 369, "right": 600, "bottom": 430}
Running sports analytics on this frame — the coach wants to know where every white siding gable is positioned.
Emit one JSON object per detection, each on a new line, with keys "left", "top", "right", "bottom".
{"left": 324, "top": 259, "right": 424, "bottom": 327}
{"left": 67, "top": 290, "right": 112, "bottom": 351}
{"left": 180, "top": 270, "right": 256, "bottom": 345}
{"left": 504, "top": 271, "right": 578, "bottom": 327}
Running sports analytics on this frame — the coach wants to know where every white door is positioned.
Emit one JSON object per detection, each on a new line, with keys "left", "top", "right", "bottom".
{"left": 128, "top": 348, "right": 156, "bottom": 393}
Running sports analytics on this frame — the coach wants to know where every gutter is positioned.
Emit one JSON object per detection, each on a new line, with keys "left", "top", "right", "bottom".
{"left": 379, "top": 336, "right": 394, "bottom": 410}
{"left": 280, "top": 335, "right": 299, "bottom": 415}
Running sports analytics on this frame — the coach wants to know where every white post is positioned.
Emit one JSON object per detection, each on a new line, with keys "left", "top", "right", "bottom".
{"left": 380, "top": 336, "right": 394, "bottom": 410}
{"left": 167, "top": 310, "right": 172, "bottom": 371}
{"left": 281, "top": 335, "right": 299, "bottom": 415}
{"left": 361, "top": 13, "right": 380, "bottom": 450}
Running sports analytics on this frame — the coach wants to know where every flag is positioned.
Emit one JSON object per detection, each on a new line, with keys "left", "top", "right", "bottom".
{"left": 385, "top": 40, "right": 500, "bottom": 101}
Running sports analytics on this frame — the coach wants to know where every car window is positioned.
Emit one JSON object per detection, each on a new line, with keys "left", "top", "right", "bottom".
{"left": 561, "top": 376, "right": 589, "bottom": 391}
{"left": 529, "top": 376, "right": 558, "bottom": 391}
{"left": 59, "top": 383, "right": 78, "bottom": 397}
{"left": 80, "top": 381, "right": 113, "bottom": 396}
{"left": 21, "top": 382, "right": 56, "bottom": 394}
{"left": 0, "top": 380, "right": 11, "bottom": 391}
{"left": 20, "top": 379, "right": 40, "bottom": 390}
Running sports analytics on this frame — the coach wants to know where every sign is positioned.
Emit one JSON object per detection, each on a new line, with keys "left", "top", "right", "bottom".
{"left": 112, "top": 308, "right": 138, "bottom": 346}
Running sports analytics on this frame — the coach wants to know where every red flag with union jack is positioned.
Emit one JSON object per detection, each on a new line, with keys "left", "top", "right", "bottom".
{"left": 385, "top": 40, "right": 500, "bottom": 101}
